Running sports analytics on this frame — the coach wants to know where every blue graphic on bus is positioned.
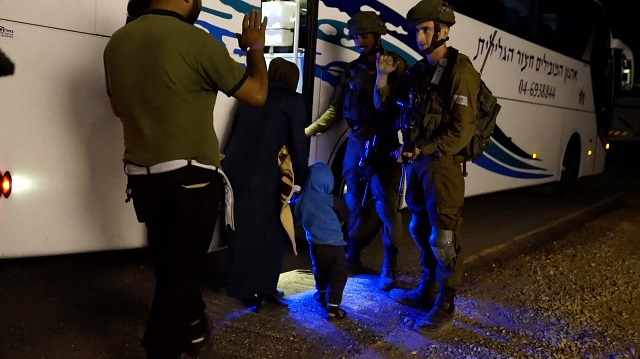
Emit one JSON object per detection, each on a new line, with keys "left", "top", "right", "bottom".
{"left": 474, "top": 155, "right": 552, "bottom": 179}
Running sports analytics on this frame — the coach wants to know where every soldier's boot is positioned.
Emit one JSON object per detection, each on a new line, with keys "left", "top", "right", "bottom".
{"left": 413, "top": 286, "right": 456, "bottom": 338}
{"left": 345, "top": 239, "right": 362, "bottom": 274}
{"left": 388, "top": 271, "right": 436, "bottom": 310}
{"left": 378, "top": 247, "right": 398, "bottom": 291}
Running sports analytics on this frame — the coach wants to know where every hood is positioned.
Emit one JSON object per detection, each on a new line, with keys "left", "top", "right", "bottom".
{"left": 306, "top": 161, "right": 334, "bottom": 194}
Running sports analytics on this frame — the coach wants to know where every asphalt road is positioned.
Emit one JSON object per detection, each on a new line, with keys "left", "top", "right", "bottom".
{"left": 0, "top": 142, "right": 638, "bottom": 359}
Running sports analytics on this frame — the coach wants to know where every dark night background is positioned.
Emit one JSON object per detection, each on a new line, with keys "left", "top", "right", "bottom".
{"left": 601, "top": 0, "right": 639, "bottom": 82}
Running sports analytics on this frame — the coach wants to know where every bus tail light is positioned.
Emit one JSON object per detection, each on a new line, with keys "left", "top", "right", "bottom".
{"left": 2, "top": 171, "right": 12, "bottom": 198}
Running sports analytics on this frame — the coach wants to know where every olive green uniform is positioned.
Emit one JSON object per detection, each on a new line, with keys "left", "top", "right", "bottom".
{"left": 307, "top": 11, "right": 407, "bottom": 291}
{"left": 404, "top": 49, "right": 479, "bottom": 287}
{"left": 379, "top": 0, "right": 478, "bottom": 337}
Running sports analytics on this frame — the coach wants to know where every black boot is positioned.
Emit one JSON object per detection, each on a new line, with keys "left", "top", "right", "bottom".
{"left": 378, "top": 247, "right": 398, "bottom": 291}
{"left": 388, "top": 271, "right": 436, "bottom": 310}
{"left": 413, "top": 286, "right": 456, "bottom": 337}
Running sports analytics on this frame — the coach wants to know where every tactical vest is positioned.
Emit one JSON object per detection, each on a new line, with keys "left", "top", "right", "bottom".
{"left": 342, "top": 60, "right": 379, "bottom": 127}
{"left": 408, "top": 58, "right": 454, "bottom": 143}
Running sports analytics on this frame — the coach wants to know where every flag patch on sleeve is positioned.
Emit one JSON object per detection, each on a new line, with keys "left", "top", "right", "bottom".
{"left": 453, "top": 95, "right": 468, "bottom": 107}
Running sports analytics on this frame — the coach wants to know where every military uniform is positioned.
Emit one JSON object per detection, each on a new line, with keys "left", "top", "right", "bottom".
{"left": 306, "top": 11, "right": 406, "bottom": 291}
{"left": 404, "top": 48, "right": 479, "bottom": 288}
{"left": 377, "top": 0, "right": 480, "bottom": 337}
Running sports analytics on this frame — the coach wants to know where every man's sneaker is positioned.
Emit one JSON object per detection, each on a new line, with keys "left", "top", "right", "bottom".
{"left": 389, "top": 288, "right": 434, "bottom": 310}
{"left": 413, "top": 305, "right": 455, "bottom": 337}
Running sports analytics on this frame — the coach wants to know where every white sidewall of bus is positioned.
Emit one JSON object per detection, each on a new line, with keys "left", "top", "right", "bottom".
{"left": 0, "top": 0, "right": 262, "bottom": 257}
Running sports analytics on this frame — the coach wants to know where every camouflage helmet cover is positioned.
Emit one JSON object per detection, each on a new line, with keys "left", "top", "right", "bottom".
{"left": 347, "top": 11, "right": 388, "bottom": 36}
{"left": 406, "top": 0, "right": 456, "bottom": 29}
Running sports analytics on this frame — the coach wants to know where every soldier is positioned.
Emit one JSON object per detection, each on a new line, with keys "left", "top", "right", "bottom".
{"left": 305, "top": 11, "right": 406, "bottom": 291}
{"left": 375, "top": 0, "right": 480, "bottom": 336}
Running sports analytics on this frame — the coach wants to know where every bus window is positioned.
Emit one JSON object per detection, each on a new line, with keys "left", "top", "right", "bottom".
{"left": 449, "top": 0, "right": 534, "bottom": 41}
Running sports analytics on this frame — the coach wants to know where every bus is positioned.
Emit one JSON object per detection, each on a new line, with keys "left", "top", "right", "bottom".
{"left": 609, "top": 38, "right": 640, "bottom": 142}
{"left": 0, "top": 0, "right": 627, "bottom": 258}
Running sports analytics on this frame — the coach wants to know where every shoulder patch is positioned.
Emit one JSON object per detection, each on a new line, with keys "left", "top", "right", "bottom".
{"left": 453, "top": 95, "right": 468, "bottom": 107}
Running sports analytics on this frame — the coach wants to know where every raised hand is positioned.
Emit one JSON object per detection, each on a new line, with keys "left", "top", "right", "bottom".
{"left": 236, "top": 9, "right": 268, "bottom": 51}
{"left": 376, "top": 52, "right": 399, "bottom": 76}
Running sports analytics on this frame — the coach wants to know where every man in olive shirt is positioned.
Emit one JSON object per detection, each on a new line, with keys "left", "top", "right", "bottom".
{"left": 103, "top": 1, "right": 268, "bottom": 357}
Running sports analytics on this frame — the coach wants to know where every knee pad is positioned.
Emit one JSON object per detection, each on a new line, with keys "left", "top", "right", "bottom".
{"left": 429, "top": 228, "right": 456, "bottom": 272}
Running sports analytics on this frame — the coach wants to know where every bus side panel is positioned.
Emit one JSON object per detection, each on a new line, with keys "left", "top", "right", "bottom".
{"left": 446, "top": 14, "right": 602, "bottom": 196}
{"left": 310, "top": 3, "right": 602, "bottom": 198}
{"left": 0, "top": 0, "right": 129, "bottom": 36}
{"left": 463, "top": 100, "right": 561, "bottom": 196}
{"left": 0, "top": 21, "right": 146, "bottom": 258}
{"left": 0, "top": 0, "right": 100, "bottom": 33}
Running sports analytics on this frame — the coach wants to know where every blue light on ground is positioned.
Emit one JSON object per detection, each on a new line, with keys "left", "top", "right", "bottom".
{"left": 211, "top": 269, "right": 626, "bottom": 357}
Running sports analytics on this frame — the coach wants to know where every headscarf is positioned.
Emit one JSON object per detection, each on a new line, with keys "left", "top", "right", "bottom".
{"left": 268, "top": 57, "right": 300, "bottom": 91}
{"left": 126, "top": 0, "right": 150, "bottom": 23}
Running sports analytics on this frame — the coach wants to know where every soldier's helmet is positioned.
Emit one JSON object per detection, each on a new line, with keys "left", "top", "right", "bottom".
{"left": 406, "top": 0, "right": 456, "bottom": 29}
{"left": 347, "top": 11, "right": 388, "bottom": 36}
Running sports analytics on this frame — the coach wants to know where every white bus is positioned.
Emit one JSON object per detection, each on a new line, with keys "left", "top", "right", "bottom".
{"left": 0, "top": 0, "right": 626, "bottom": 258}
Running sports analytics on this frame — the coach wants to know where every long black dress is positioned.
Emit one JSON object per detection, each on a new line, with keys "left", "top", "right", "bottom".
{"left": 223, "top": 82, "right": 309, "bottom": 302}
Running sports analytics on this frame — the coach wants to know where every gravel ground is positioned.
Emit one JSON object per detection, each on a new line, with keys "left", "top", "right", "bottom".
{"left": 2, "top": 195, "right": 636, "bottom": 359}
{"left": 191, "top": 196, "right": 639, "bottom": 359}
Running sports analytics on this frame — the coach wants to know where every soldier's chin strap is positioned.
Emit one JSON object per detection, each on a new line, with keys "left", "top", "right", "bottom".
{"left": 424, "top": 21, "right": 449, "bottom": 55}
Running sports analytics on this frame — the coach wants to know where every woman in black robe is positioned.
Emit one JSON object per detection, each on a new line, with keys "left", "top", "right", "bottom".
{"left": 223, "top": 58, "right": 309, "bottom": 307}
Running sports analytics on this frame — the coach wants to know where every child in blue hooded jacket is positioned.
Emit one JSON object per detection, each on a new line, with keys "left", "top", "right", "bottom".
{"left": 295, "top": 161, "right": 350, "bottom": 319}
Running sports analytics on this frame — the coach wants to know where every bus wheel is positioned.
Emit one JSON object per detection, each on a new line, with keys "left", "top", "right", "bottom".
{"left": 554, "top": 135, "right": 581, "bottom": 195}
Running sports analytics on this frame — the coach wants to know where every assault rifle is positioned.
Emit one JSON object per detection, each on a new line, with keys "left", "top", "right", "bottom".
{"left": 396, "top": 58, "right": 448, "bottom": 202}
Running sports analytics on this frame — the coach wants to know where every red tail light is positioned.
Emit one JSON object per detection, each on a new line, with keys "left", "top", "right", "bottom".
{"left": 1, "top": 171, "right": 12, "bottom": 198}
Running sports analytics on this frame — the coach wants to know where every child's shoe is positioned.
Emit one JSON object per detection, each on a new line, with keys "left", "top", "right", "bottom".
{"left": 327, "top": 304, "right": 347, "bottom": 320}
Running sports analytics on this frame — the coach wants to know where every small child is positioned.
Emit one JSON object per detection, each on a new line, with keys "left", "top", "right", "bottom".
{"left": 294, "top": 161, "right": 350, "bottom": 319}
